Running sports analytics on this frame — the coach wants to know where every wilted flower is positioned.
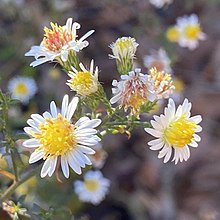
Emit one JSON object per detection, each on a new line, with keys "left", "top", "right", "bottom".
{"left": 67, "top": 60, "right": 99, "bottom": 96}
{"left": 148, "top": 67, "right": 175, "bottom": 99}
{"left": 25, "top": 18, "right": 94, "bottom": 67}
{"left": 149, "top": 0, "right": 173, "bottom": 8}
{"left": 143, "top": 48, "right": 172, "bottom": 74}
{"left": 74, "top": 170, "right": 110, "bottom": 205}
{"left": 8, "top": 76, "right": 37, "bottom": 104}
{"left": 23, "top": 95, "right": 101, "bottom": 178}
{"left": 110, "top": 68, "right": 155, "bottom": 117}
{"left": 145, "top": 98, "right": 202, "bottom": 164}
{"left": 109, "top": 37, "right": 139, "bottom": 74}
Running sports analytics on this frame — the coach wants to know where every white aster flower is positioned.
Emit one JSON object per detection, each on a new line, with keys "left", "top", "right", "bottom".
{"left": 109, "top": 37, "right": 138, "bottom": 61}
{"left": 25, "top": 18, "right": 94, "bottom": 67}
{"left": 149, "top": 0, "right": 173, "bottom": 8}
{"left": 143, "top": 48, "right": 172, "bottom": 74}
{"left": 148, "top": 67, "right": 175, "bottom": 100}
{"left": 110, "top": 68, "right": 155, "bottom": 116}
{"left": 74, "top": 170, "right": 110, "bottom": 205}
{"left": 145, "top": 98, "right": 202, "bottom": 164}
{"left": 66, "top": 60, "right": 99, "bottom": 97}
{"left": 176, "top": 14, "right": 206, "bottom": 50}
{"left": 8, "top": 76, "right": 37, "bottom": 104}
{"left": 23, "top": 94, "right": 101, "bottom": 178}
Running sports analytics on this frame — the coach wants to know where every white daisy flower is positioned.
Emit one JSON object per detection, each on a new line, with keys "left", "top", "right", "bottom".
{"left": 143, "top": 48, "right": 172, "bottom": 74}
{"left": 25, "top": 18, "right": 94, "bottom": 67}
{"left": 176, "top": 14, "right": 206, "bottom": 50}
{"left": 148, "top": 67, "right": 175, "bottom": 100}
{"left": 74, "top": 170, "right": 110, "bottom": 205}
{"left": 8, "top": 76, "right": 37, "bottom": 104}
{"left": 149, "top": 0, "right": 173, "bottom": 8}
{"left": 66, "top": 60, "right": 99, "bottom": 97}
{"left": 110, "top": 68, "right": 155, "bottom": 116}
{"left": 145, "top": 98, "right": 202, "bottom": 164}
{"left": 23, "top": 95, "right": 102, "bottom": 178}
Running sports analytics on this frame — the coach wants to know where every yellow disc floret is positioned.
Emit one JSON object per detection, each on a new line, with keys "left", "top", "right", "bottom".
{"left": 166, "top": 26, "right": 180, "bottom": 42}
{"left": 69, "top": 71, "right": 98, "bottom": 96}
{"left": 15, "top": 83, "right": 28, "bottom": 95}
{"left": 43, "top": 22, "right": 73, "bottom": 52}
{"left": 149, "top": 68, "right": 174, "bottom": 95}
{"left": 164, "top": 116, "right": 197, "bottom": 147}
{"left": 184, "top": 24, "right": 201, "bottom": 40}
{"left": 32, "top": 114, "right": 76, "bottom": 159}
{"left": 84, "top": 179, "right": 99, "bottom": 192}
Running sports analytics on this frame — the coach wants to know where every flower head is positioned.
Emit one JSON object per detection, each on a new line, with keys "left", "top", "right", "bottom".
{"left": 148, "top": 67, "right": 175, "bottom": 99}
{"left": 110, "top": 68, "right": 155, "bottom": 116}
{"left": 109, "top": 37, "right": 138, "bottom": 61}
{"left": 149, "top": 0, "right": 173, "bottom": 8}
{"left": 145, "top": 98, "right": 202, "bottom": 164}
{"left": 143, "top": 48, "right": 172, "bottom": 74}
{"left": 25, "top": 18, "right": 94, "bottom": 67}
{"left": 67, "top": 60, "right": 99, "bottom": 96}
{"left": 176, "top": 14, "right": 206, "bottom": 50}
{"left": 166, "top": 26, "right": 180, "bottom": 42}
{"left": 23, "top": 95, "right": 101, "bottom": 178}
{"left": 109, "top": 37, "right": 139, "bottom": 74}
{"left": 8, "top": 76, "right": 37, "bottom": 104}
{"left": 74, "top": 170, "right": 110, "bottom": 205}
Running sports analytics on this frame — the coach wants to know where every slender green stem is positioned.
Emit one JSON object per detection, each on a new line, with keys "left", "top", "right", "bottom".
{"left": 106, "top": 121, "right": 151, "bottom": 127}
{"left": 0, "top": 90, "right": 19, "bottom": 181}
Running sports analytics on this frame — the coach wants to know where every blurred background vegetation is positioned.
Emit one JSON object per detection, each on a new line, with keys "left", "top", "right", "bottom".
{"left": 1, "top": 0, "right": 220, "bottom": 219}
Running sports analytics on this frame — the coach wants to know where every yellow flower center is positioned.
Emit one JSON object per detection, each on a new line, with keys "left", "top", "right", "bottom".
{"left": 32, "top": 114, "right": 76, "bottom": 159}
{"left": 84, "top": 179, "right": 99, "bottom": 192}
{"left": 164, "top": 116, "right": 197, "bottom": 147}
{"left": 128, "top": 93, "right": 145, "bottom": 115}
{"left": 15, "top": 83, "right": 28, "bottom": 95}
{"left": 166, "top": 26, "right": 180, "bottom": 42}
{"left": 115, "top": 38, "right": 134, "bottom": 51}
{"left": 43, "top": 22, "right": 73, "bottom": 52}
{"left": 184, "top": 24, "right": 201, "bottom": 40}
{"left": 149, "top": 68, "right": 173, "bottom": 94}
{"left": 69, "top": 71, "right": 97, "bottom": 96}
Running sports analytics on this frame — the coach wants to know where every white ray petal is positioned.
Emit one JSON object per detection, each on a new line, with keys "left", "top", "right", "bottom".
{"left": 66, "top": 97, "right": 79, "bottom": 120}
{"left": 41, "top": 158, "right": 51, "bottom": 178}
{"left": 48, "top": 156, "right": 57, "bottom": 177}
{"left": 67, "top": 152, "right": 82, "bottom": 174}
{"left": 29, "top": 150, "right": 44, "bottom": 164}
{"left": 23, "top": 138, "right": 40, "bottom": 148}
{"left": 50, "top": 101, "right": 57, "bottom": 118}
{"left": 144, "top": 128, "right": 162, "bottom": 138}
{"left": 61, "top": 156, "right": 70, "bottom": 178}
{"left": 61, "top": 94, "right": 69, "bottom": 117}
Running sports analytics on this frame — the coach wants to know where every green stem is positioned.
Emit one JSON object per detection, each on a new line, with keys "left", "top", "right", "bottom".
{"left": 106, "top": 121, "right": 151, "bottom": 127}
{"left": 0, "top": 90, "right": 19, "bottom": 181}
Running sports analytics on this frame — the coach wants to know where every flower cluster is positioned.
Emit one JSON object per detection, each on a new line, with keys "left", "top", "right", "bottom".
{"left": 18, "top": 17, "right": 203, "bottom": 207}
{"left": 166, "top": 14, "right": 206, "bottom": 50}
